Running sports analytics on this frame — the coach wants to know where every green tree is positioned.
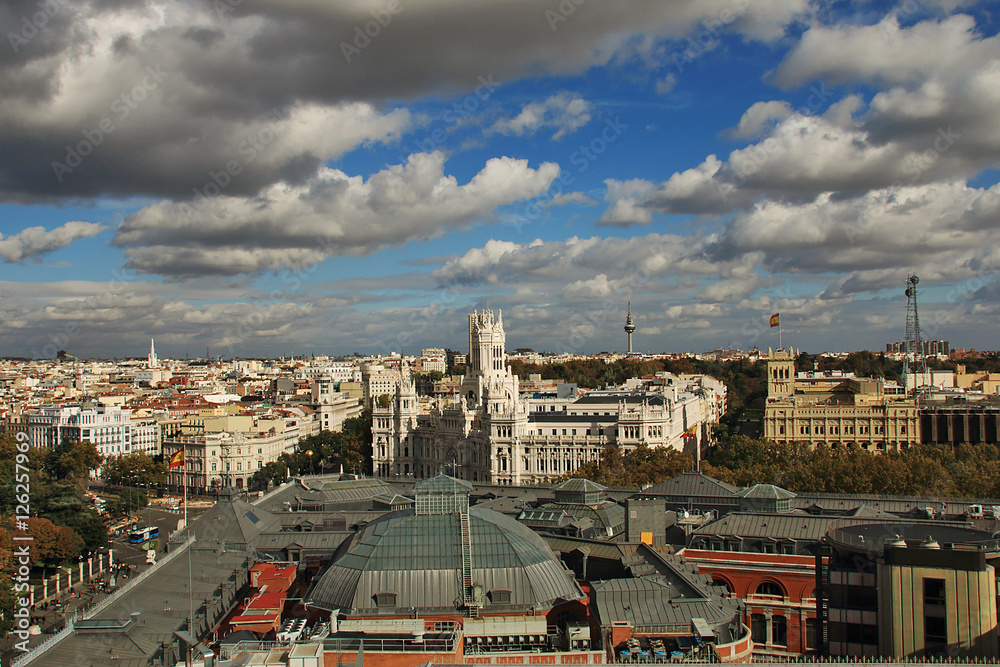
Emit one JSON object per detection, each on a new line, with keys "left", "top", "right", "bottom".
{"left": 102, "top": 452, "right": 166, "bottom": 487}
{"left": 412, "top": 371, "right": 444, "bottom": 396}
{"left": 43, "top": 439, "right": 103, "bottom": 483}
{"left": 291, "top": 409, "right": 374, "bottom": 477}
{"left": 107, "top": 488, "right": 148, "bottom": 518}
{"left": 31, "top": 480, "right": 107, "bottom": 553}
{"left": 251, "top": 461, "right": 290, "bottom": 490}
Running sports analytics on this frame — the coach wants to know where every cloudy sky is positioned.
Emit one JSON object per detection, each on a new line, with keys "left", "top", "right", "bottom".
{"left": 2, "top": 0, "right": 999, "bottom": 359}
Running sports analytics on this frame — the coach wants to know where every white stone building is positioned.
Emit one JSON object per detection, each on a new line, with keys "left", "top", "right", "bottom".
{"left": 373, "top": 310, "right": 724, "bottom": 485}
{"left": 362, "top": 362, "right": 404, "bottom": 407}
{"left": 28, "top": 403, "right": 133, "bottom": 456}
{"left": 419, "top": 348, "right": 448, "bottom": 374}
{"left": 311, "top": 375, "right": 364, "bottom": 431}
{"left": 130, "top": 418, "right": 160, "bottom": 454}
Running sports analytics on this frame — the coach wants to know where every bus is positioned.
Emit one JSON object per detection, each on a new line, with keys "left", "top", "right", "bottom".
{"left": 128, "top": 526, "right": 160, "bottom": 543}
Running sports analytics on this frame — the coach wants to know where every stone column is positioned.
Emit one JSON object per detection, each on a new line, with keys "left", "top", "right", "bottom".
{"left": 764, "top": 609, "right": 773, "bottom": 648}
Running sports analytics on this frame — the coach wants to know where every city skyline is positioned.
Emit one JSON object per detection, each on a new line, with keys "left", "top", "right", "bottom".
{"left": 2, "top": 1, "right": 1000, "bottom": 358}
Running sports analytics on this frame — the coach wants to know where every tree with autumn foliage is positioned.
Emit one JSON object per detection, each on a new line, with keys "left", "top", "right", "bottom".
{"left": 565, "top": 444, "right": 693, "bottom": 488}
{"left": 0, "top": 434, "right": 107, "bottom": 554}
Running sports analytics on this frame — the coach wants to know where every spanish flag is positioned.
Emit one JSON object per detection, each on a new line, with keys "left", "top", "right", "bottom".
{"left": 168, "top": 448, "right": 185, "bottom": 469}
{"left": 683, "top": 425, "right": 698, "bottom": 437}
{"left": 769, "top": 313, "right": 780, "bottom": 328}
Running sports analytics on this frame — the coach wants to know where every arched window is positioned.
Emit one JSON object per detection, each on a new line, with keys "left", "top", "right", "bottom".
{"left": 712, "top": 577, "right": 733, "bottom": 594}
{"left": 756, "top": 581, "right": 784, "bottom": 597}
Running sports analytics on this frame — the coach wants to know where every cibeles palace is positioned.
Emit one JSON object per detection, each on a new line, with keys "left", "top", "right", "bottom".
{"left": 373, "top": 310, "right": 726, "bottom": 484}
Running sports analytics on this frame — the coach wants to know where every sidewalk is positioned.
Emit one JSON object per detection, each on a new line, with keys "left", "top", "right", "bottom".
{"left": 27, "top": 561, "right": 147, "bottom": 634}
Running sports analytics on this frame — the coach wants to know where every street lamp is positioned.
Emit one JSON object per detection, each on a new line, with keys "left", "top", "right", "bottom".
{"left": 305, "top": 450, "right": 313, "bottom": 476}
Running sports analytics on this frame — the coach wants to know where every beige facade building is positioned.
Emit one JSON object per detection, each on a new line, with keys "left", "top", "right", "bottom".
{"left": 763, "top": 348, "right": 919, "bottom": 451}
{"left": 878, "top": 551, "right": 998, "bottom": 658}
{"left": 164, "top": 410, "right": 318, "bottom": 491}
{"left": 954, "top": 364, "right": 1000, "bottom": 394}
{"left": 822, "top": 523, "right": 1000, "bottom": 659}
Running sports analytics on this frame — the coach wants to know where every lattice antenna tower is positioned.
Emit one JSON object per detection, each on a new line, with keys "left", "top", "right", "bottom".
{"left": 904, "top": 274, "right": 929, "bottom": 389}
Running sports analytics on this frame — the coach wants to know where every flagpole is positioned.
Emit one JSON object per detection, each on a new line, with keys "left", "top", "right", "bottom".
{"left": 182, "top": 445, "right": 187, "bottom": 532}
{"left": 779, "top": 321, "right": 782, "bottom": 350}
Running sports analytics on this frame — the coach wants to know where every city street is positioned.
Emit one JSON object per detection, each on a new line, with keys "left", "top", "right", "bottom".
{"left": 111, "top": 504, "right": 209, "bottom": 565}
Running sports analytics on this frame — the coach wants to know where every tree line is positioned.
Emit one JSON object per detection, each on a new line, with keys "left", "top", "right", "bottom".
{"left": 565, "top": 444, "right": 694, "bottom": 488}
{"left": 568, "top": 434, "right": 1000, "bottom": 499}
{"left": 703, "top": 436, "right": 1000, "bottom": 498}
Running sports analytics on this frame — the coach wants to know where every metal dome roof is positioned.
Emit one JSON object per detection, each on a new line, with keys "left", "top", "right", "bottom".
{"left": 305, "top": 505, "right": 584, "bottom": 614}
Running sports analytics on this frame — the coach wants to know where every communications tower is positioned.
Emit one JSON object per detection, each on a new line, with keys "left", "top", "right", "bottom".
{"left": 624, "top": 301, "right": 636, "bottom": 355}
{"left": 904, "top": 274, "right": 929, "bottom": 392}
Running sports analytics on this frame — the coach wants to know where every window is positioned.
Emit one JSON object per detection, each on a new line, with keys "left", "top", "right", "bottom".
{"left": 756, "top": 581, "right": 784, "bottom": 597}
{"left": 924, "top": 577, "right": 947, "bottom": 653}
{"left": 751, "top": 614, "right": 767, "bottom": 644}
{"left": 925, "top": 616, "right": 947, "bottom": 651}
{"left": 805, "top": 618, "right": 817, "bottom": 650}
{"left": 490, "top": 589, "right": 511, "bottom": 604}
{"left": 772, "top": 616, "right": 787, "bottom": 646}
{"left": 375, "top": 592, "right": 397, "bottom": 608}
{"left": 924, "top": 578, "right": 945, "bottom": 606}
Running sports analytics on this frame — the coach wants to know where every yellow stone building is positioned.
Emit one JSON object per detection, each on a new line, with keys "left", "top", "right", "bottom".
{"left": 763, "top": 348, "right": 919, "bottom": 451}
